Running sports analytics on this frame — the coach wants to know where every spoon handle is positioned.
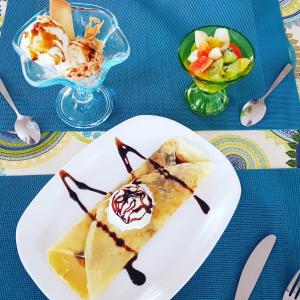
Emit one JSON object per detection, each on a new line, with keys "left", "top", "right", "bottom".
{"left": 262, "top": 63, "right": 293, "bottom": 101}
{"left": 0, "top": 78, "right": 21, "bottom": 117}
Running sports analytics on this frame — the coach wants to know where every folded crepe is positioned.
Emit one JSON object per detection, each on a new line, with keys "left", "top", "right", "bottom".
{"left": 47, "top": 138, "right": 211, "bottom": 299}
{"left": 85, "top": 162, "right": 212, "bottom": 298}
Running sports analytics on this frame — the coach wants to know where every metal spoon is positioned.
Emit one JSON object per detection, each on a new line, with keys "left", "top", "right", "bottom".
{"left": 0, "top": 79, "right": 41, "bottom": 145}
{"left": 240, "top": 63, "right": 293, "bottom": 127}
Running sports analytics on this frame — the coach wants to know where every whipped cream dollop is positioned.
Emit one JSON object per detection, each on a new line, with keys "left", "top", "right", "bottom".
{"left": 107, "top": 183, "right": 155, "bottom": 231}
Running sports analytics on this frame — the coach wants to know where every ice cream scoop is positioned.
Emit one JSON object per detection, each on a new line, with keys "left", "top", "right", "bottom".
{"left": 20, "top": 16, "right": 69, "bottom": 67}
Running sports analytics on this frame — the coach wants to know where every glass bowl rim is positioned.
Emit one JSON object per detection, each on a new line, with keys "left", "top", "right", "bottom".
{"left": 178, "top": 25, "right": 256, "bottom": 85}
{"left": 12, "top": 2, "right": 130, "bottom": 91}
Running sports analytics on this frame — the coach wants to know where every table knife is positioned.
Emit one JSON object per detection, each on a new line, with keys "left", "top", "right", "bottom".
{"left": 234, "top": 234, "right": 276, "bottom": 300}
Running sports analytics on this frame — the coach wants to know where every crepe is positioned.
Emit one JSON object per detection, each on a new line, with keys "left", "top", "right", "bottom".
{"left": 47, "top": 138, "right": 211, "bottom": 299}
{"left": 85, "top": 162, "right": 212, "bottom": 298}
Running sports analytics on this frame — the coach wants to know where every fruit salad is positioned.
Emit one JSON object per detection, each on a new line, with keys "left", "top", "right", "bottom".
{"left": 187, "top": 28, "right": 251, "bottom": 82}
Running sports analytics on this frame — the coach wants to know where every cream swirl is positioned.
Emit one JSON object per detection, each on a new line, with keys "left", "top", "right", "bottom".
{"left": 107, "top": 182, "right": 155, "bottom": 231}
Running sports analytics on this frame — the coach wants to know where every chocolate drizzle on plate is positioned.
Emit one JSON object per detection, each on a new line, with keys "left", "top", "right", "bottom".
{"left": 115, "top": 138, "right": 210, "bottom": 214}
{"left": 124, "top": 254, "right": 146, "bottom": 286}
{"left": 115, "top": 137, "right": 146, "bottom": 174}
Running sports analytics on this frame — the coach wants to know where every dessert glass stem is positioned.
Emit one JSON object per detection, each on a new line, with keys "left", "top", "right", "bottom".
{"left": 56, "top": 86, "right": 113, "bottom": 128}
{"left": 185, "top": 83, "right": 229, "bottom": 116}
{"left": 72, "top": 90, "right": 94, "bottom": 105}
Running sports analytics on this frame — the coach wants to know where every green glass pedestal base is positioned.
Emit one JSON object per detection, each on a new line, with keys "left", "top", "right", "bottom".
{"left": 185, "top": 83, "right": 229, "bottom": 116}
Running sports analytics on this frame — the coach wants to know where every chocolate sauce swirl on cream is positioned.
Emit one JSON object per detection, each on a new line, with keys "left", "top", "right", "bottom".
{"left": 115, "top": 138, "right": 210, "bottom": 214}
{"left": 111, "top": 183, "right": 154, "bottom": 224}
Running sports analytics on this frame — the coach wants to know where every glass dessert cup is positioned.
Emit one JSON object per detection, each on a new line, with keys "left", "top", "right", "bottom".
{"left": 13, "top": 3, "right": 130, "bottom": 128}
{"left": 178, "top": 26, "right": 255, "bottom": 116}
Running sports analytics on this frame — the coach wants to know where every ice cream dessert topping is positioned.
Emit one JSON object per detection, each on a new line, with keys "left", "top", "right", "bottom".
{"left": 64, "top": 17, "right": 104, "bottom": 79}
{"left": 20, "top": 16, "right": 68, "bottom": 66}
{"left": 20, "top": 13, "right": 104, "bottom": 80}
{"left": 107, "top": 182, "right": 155, "bottom": 231}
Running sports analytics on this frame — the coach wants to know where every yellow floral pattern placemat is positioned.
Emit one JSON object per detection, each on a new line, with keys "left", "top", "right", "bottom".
{"left": 0, "top": 1, "right": 299, "bottom": 175}
{"left": 0, "top": 130, "right": 299, "bottom": 175}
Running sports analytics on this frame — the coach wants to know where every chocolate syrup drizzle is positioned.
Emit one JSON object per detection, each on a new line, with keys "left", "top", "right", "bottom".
{"left": 115, "top": 138, "right": 146, "bottom": 174}
{"left": 59, "top": 137, "right": 210, "bottom": 287}
{"left": 116, "top": 139, "right": 210, "bottom": 214}
{"left": 59, "top": 170, "right": 107, "bottom": 218}
{"left": 124, "top": 255, "right": 146, "bottom": 286}
{"left": 59, "top": 170, "right": 140, "bottom": 283}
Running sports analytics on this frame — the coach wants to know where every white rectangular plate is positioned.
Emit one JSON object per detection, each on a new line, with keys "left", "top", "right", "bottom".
{"left": 16, "top": 115, "right": 241, "bottom": 300}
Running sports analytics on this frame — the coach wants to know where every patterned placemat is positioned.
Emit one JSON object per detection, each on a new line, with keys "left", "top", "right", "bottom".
{"left": 0, "top": 129, "right": 299, "bottom": 175}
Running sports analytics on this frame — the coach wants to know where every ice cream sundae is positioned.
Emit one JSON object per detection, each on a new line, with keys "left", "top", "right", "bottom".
{"left": 20, "top": 0, "right": 104, "bottom": 80}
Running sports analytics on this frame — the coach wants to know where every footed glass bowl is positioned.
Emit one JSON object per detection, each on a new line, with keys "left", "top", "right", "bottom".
{"left": 178, "top": 26, "right": 255, "bottom": 116}
{"left": 13, "top": 3, "right": 130, "bottom": 128}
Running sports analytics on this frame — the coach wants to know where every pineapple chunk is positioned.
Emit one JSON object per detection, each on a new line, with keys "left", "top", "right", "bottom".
{"left": 240, "top": 58, "right": 251, "bottom": 72}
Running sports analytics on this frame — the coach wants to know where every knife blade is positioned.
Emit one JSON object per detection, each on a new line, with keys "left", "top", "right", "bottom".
{"left": 234, "top": 234, "right": 276, "bottom": 300}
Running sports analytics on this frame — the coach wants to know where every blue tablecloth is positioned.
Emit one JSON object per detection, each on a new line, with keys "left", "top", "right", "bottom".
{"left": 0, "top": 169, "right": 299, "bottom": 299}
{"left": 0, "top": 0, "right": 299, "bottom": 131}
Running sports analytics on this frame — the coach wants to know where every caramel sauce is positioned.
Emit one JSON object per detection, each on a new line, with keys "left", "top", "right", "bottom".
{"left": 28, "top": 19, "right": 66, "bottom": 65}
{"left": 82, "top": 43, "right": 96, "bottom": 61}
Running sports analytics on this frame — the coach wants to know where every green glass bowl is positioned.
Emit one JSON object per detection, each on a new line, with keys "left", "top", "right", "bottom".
{"left": 178, "top": 26, "right": 255, "bottom": 116}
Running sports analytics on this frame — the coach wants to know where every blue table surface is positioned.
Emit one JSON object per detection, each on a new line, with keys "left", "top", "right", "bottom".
{"left": 0, "top": 169, "right": 299, "bottom": 299}
{"left": 0, "top": 0, "right": 299, "bottom": 131}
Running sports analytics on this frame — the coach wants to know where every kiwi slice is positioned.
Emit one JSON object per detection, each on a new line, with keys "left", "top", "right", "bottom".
{"left": 223, "top": 49, "right": 238, "bottom": 64}
{"left": 201, "top": 58, "right": 224, "bottom": 81}
{"left": 224, "top": 59, "right": 240, "bottom": 80}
